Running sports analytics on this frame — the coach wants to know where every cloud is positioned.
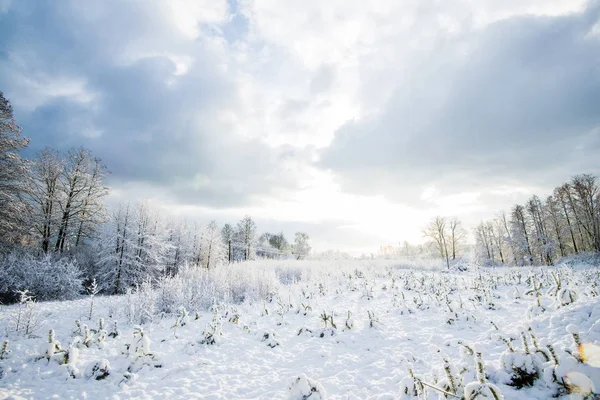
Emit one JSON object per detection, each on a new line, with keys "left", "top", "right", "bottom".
{"left": 0, "top": 0, "right": 313, "bottom": 209}
{"left": 320, "top": 1, "right": 600, "bottom": 207}
{"left": 1, "top": 0, "right": 598, "bottom": 250}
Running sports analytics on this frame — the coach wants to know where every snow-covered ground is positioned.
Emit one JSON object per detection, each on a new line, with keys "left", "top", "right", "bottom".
{"left": 0, "top": 260, "right": 599, "bottom": 399}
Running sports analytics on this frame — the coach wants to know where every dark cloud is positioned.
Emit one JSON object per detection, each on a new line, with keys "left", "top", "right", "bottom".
{"left": 321, "top": 2, "right": 600, "bottom": 204}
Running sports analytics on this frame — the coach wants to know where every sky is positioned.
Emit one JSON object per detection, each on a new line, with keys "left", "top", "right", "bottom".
{"left": 1, "top": 0, "right": 599, "bottom": 254}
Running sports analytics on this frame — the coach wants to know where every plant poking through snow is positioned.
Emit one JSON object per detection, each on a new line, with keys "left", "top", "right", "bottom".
{"left": 87, "top": 359, "right": 110, "bottom": 380}
{"left": 45, "top": 329, "right": 62, "bottom": 362}
{"left": 87, "top": 279, "right": 99, "bottom": 320}
{"left": 109, "top": 321, "right": 120, "bottom": 338}
{"left": 566, "top": 325, "right": 583, "bottom": 362}
{"left": 200, "top": 307, "right": 222, "bottom": 345}
{"left": 367, "top": 310, "right": 380, "bottom": 329}
{"left": 319, "top": 311, "right": 336, "bottom": 329}
{"left": 262, "top": 330, "right": 280, "bottom": 348}
{"left": 464, "top": 350, "right": 504, "bottom": 400}
{"left": 126, "top": 326, "right": 160, "bottom": 372}
{"left": 499, "top": 331, "right": 542, "bottom": 388}
{"left": 0, "top": 340, "right": 11, "bottom": 360}
{"left": 345, "top": 311, "right": 354, "bottom": 330}
{"left": 9, "top": 290, "right": 42, "bottom": 335}
{"left": 171, "top": 307, "right": 189, "bottom": 338}
{"left": 556, "top": 287, "right": 577, "bottom": 307}
{"left": 287, "top": 374, "right": 326, "bottom": 400}
{"left": 399, "top": 367, "right": 425, "bottom": 399}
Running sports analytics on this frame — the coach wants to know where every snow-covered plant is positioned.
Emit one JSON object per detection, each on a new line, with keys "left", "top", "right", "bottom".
{"left": 287, "top": 374, "right": 326, "bottom": 399}
{"left": 86, "top": 359, "right": 110, "bottom": 380}
{"left": 171, "top": 317, "right": 181, "bottom": 338}
{"left": 126, "top": 326, "right": 160, "bottom": 372}
{"left": 499, "top": 331, "right": 542, "bottom": 388}
{"left": 399, "top": 367, "right": 424, "bottom": 399}
{"left": 8, "top": 289, "right": 43, "bottom": 335}
{"left": 511, "top": 286, "right": 521, "bottom": 300}
{"left": 319, "top": 311, "right": 336, "bottom": 329}
{"left": 429, "top": 346, "right": 461, "bottom": 398}
{"left": 262, "top": 330, "right": 279, "bottom": 348}
{"left": 82, "top": 324, "right": 92, "bottom": 348}
{"left": 344, "top": 311, "right": 354, "bottom": 330}
{"left": 96, "top": 329, "right": 107, "bottom": 346}
{"left": 464, "top": 350, "right": 503, "bottom": 400}
{"left": 200, "top": 307, "right": 222, "bottom": 345}
{"left": 130, "top": 326, "right": 151, "bottom": 358}
{"left": 564, "top": 371, "right": 595, "bottom": 398}
{"left": 55, "top": 338, "right": 81, "bottom": 379}
{"left": 299, "top": 302, "right": 312, "bottom": 315}
{"left": 228, "top": 307, "right": 240, "bottom": 324}
{"left": 525, "top": 277, "right": 542, "bottom": 297}
{"left": 0, "top": 340, "right": 10, "bottom": 360}
{"left": 108, "top": 320, "right": 120, "bottom": 338}
{"left": 87, "top": 278, "right": 99, "bottom": 321}
{"left": 525, "top": 294, "right": 545, "bottom": 319}
{"left": 367, "top": 310, "right": 380, "bottom": 329}
{"left": 176, "top": 306, "right": 190, "bottom": 327}
{"left": 556, "top": 287, "right": 577, "bottom": 307}
{"left": 72, "top": 319, "right": 83, "bottom": 336}
{"left": 566, "top": 324, "right": 583, "bottom": 361}
{"left": 546, "top": 272, "right": 561, "bottom": 297}
{"left": 45, "top": 329, "right": 62, "bottom": 361}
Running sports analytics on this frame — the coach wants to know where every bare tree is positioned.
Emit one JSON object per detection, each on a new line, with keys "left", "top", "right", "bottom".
{"left": 448, "top": 217, "right": 466, "bottom": 260}
{"left": 423, "top": 216, "right": 450, "bottom": 269}
{"left": 200, "top": 221, "right": 224, "bottom": 269}
{"left": 571, "top": 174, "right": 600, "bottom": 252}
{"left": 29, "top": 148, "right": 63, "bottom": 253}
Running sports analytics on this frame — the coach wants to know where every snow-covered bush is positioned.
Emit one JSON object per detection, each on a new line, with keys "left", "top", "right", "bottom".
{"left": 287, "top": 374, "right": 326, "bottom": 400}
{"left": 0, "top": 253, "right": 82, "bottom": 302}
{"left": 86, "top": 359, "right": 110, "bottom": 380}
{"left": 45, "top": 329, "right": 61, "bottom": 361}
{"left": 499, "top": 332, "right": 542, "bottom": 388}
{"left": 199, "top": 308, "right": 222, "bottom": 345}
{"left": 262, "top": 330, "right": 280, "bottom": 348}
{"left": 6, "top": 289, "right": 43, "bottom": 335}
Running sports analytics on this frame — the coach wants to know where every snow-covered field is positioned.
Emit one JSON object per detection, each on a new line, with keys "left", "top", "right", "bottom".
{"left": 1, "top": 260, "right": 599, "bottom": 399}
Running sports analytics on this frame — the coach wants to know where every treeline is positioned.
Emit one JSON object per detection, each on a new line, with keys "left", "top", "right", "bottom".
{"left": 475, "top": 175, "right": 600, "bottom": 265}
{"left": 0, "top": 91, "right": 310, "bottom": 301}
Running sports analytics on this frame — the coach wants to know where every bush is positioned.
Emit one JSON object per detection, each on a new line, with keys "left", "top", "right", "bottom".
{"left": 0, "top": 253, "right": 83, "bottom": 302}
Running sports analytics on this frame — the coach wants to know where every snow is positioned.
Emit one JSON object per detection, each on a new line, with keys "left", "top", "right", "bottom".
{"left": 0, "top": 260, "right": 599, "bottom": 399}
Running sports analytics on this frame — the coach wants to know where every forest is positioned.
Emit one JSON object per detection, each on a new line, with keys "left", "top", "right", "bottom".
{"left": 0, "top": 91, "right": 311, "bottom": 303}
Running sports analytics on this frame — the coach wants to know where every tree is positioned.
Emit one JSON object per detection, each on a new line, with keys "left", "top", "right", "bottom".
{"left": 0, "top": 91, "right": 30, "bottom": 247}
{"left": 293, "top": 232, "right": 311, "bottom": 260}
{"left": 221, "top": 223, "right": 234, "bottom": 263}
{"left": 199, "top": 221, "right": 224, "bottom": 269}
{"left": 423, "top": 216, "right": 450, "bottom": 268}
{"left": 571, "top": 174, "right": 600, "bottom": 252}
{"left": 236, "top": 215, "right": 257, "bottom": 261}
{"left": 29, "top": 148, "right": 63, "bottom": 253}
{"left": 28, "top": 147, "right": 109, "bottom": 253}
{"left": 269, "top": 232, "right": 289, "bottom": 253}
{"left": 448, "top": 217, "right": 466, "bottom": 260}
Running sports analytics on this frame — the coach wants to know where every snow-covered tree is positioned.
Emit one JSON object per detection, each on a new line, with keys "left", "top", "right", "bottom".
{"left": 199, "top": 220, "right": 224, "bottom": 269}
{"left": 0, "top": 91, "right": 30, "bottom": 247}
{"left": 293, "top": 232, "right": 311, "bottom": 260}
{"left": 236, "top": 215, "right": 257, "bottom": 261}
